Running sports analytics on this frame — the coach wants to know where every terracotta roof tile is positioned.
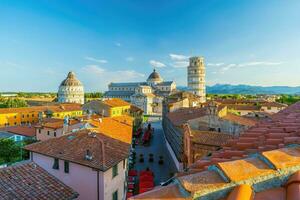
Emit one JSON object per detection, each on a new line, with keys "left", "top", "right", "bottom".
{"left": 133, "top": 146, "right": 300, "bottom": 200}
{"left": 0, "top": 125, "right": 36, "bottom": 137}
{"left": 191, "top": 130, "right": 233, "bottom": 147}
{"left": 217, "top": 157, "right": 274, "bottom": 182}
{"left": 166, "top": 107, "right": 207, "bottom": 126}
{"left": 24, "top": 128, "right": 131, "bottom": 171}
{"left": 0, "top": 103, "right": 82, "bottom": 114}
{"left": 36, "top": 118, "right": 82, "bottom": 129}
{"left": 129, "top": 184, "right": 191, "bottom": 200}
{"left": 87, "top": 115, "right": 133, "bottom": 144}
{"left": 262, "top": 147, "right": 300, "bottom": 170}
{"left": 189, "top": 102, "right": 300, "bottom": 171}
{"left": 221, "top": 113, "right": 257, "bottom": 126}
{"left": 178, "top": 170, "right": 227, "bottom": 194}
{"left": 0, "top": 162, "right": 78, "bottom": 199}
{"left": 103, "top": 98, "right": 131, "bottom": 107}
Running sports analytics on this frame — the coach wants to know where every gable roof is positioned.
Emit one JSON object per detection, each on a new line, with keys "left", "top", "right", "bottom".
{"left": 24, "top": 127, "right": 132, "bottom": 171}
{"left": 166, "top": 107, "right": 208, "bottom": 127}
{"left": 0, "top": 103, "right": 82, "bottom": 114}
{"left": 87, "top": 115, "right": 133, "bottom": 144}
{"left": 0, "top": 125, "right": 36, "bottom": 137}
{"left": 0, "top": 162, "right": 78, "bottom": 200}
{"left": 103, "top": 98, "right": 131, "bottom": 107}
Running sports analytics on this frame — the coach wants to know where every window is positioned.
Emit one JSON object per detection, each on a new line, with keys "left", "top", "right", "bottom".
{"left": 123, "top": 159, "right": 126, "bottom": 169}
{"left": 38, "top": 129, "right": 41, "bottom": 134}
{"left": 14, "top": 122, "right": 17, "bottom": 125}
{"left": 112, "top": 164, "right": 118, "bottom": 178}
{"left": 22, "top": 114, "right": 24, "bottom": 118}
{"left": 54, "top": 132, "right": 56, "bottom": 137}
{"left": 14, "top": 116, "right": 17, "bottom": 119}
{"left": 27, "top": 114, "right": 29, "bottom": 117}
{"left": 32, "top": 114, "right": 34, "bottom": 117}
{"left": 53, "top": 158, "right": 59, "bottom": 170}
{"left": 112, "top": 190, "right": 118, "bottom": 200}
{"left": 47, "top": 131, "right": 50, "bottom": 136}
{"left": 64, "top": 161, "right": 69, "bottom": 173}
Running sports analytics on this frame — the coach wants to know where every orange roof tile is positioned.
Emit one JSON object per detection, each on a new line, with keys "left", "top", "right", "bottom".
{"left": 103, "top": 98, "right": 131, "bottom": 107}
{"left": 217, "top": 157, "right": 274, "bottom": 182}
{"left": 226, "top": 185, "right": 254, "bottom": 200}
{"left": 129, "top": 184, "right": 191, "bottom": 200}
{"left": 0, "top": 103, "right": 82, "bottom": 114}
{"left": 262, "top": 147, "right": 300, "bottom": 170}
{"left": 36, "top": 118, "right": 82, "bottom": 129}
{"left": 87, "top": 115, "right": 133, "bottom": 144}
{"left": 178, "top": 170, "right": 227, "bottom": 193}
{"left": 131, "top": 146, "right": 300, "bottom": 200}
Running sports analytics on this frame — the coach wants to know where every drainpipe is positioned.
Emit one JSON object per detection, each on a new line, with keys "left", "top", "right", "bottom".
{"left": 97, "top": 170, "right": 99, "bottom": 200}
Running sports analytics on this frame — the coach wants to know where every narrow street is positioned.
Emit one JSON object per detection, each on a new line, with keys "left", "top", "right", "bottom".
{"left": 133, "top": 120, "right": 178, "bottom": 185}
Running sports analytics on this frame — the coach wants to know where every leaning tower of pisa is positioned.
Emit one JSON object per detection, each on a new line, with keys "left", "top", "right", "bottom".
{"left": 187, "top": 56, "right": 206, "bottom": 103}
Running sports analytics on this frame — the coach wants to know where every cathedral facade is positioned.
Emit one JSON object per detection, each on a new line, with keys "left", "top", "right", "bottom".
{"left": 104, "top": 69, "right": 176, "bottom": 114}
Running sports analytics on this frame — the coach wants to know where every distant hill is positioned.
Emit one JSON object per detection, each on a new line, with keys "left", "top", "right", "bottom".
{"left": 177, "top": 84, "right": 300, "bottom": 95}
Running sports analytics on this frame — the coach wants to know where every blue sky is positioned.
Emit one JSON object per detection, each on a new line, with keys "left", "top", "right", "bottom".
{"left": 1, "top": 0, "right": 300, "bottom": 92}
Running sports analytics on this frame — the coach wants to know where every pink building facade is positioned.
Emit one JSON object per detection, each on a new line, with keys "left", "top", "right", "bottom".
{"left": 31, "top": 152, "right": 128, "bottom": 200}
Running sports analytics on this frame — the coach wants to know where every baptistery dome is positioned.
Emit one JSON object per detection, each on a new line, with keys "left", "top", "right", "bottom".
{"left": 57, "top": 71, "right": 84, "bottom": 104}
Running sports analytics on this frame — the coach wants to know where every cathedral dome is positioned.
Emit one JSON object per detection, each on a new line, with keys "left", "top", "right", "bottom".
{"left": 60, "top": 71, "right": 83, "bottom": 87}
{"left": 147, "top": 69, "right": 163, "bottom": 84}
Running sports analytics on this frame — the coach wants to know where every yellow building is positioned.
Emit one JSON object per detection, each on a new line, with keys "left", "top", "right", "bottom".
{"left": 0, "top": 103, "right": 82, "bottom": 127}
{"left": 83, "top": 98, "right": 131, "bottom": 117}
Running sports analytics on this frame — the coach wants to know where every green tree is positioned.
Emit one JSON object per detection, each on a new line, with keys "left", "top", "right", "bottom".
{"left": 0, "top": 139, "right": 20, "bottom": 164}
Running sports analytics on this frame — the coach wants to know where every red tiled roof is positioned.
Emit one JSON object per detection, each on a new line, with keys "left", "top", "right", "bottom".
{"left": 227, "top": 104, "right": 261, "bottom": 111}
{"left": 24, "top": 129, "right": 131, "bottom": 171}
{"left": 103, "top": 98, "right": 131, "bottom": 107}
{"left": 0, "top": 103, "right": 82, "bottom": 114}
{"left": 0, "top": 162, "right": 78, "bottom": 199}
{"left": 87, "top": 115, "right": 133, "bottom": 144}
{"left": 35, "top": 118, "right": 81, "bottom": 129}
{"left": 190, "top": 102, "right": 300, "bottom": 171}
{"left": 130, "top": 146, "right": 300, "bottom": 200}
{"left": 0, "top": 125, "right": 36, "bottom": 137}
{"left": 261, "top": 102, "right": 287, "bottom": 108}
{"left": 191, "top": 130, "right": 233, "bottom": 147}
{"left": 221, "top": 113, "right": 257, "bottom": 126}
{"left": 166, "top": 107, "right": 207, "bottom": 126}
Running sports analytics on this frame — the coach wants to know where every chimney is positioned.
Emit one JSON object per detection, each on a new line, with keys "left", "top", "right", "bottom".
{"left": 88, "top": 131, "right": 97, "bottom": 138}
{"left": 85, "top": 149, "right": 93, "bottom": 161}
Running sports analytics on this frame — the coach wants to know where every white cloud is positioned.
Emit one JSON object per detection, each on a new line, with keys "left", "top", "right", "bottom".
{"left": 84, "top": 56, "right": 108, "bottom": 64}
{"left": 126, "top": 57, "right": 134, "bottom": 62}
{"left": 170, "top": 61, "right": 189, "bottom": 68}
{"left": 81, "top": 65, "right": 145, "bottom": 91}
{"left": 115, "top": 70, "right": 145, "bottom": 79}
{"left": 219, "top": 61, "right": 282, "bottom": 73}
{"left": 82, "top": 65, "right": 106, "bottom": 75}
{"left": 114, "top": 42, "right": 121, "bottom": 47}
{"left": 169, "top": 53, "right": 189, "bottom": 61}
{"left": 207, "top": 63, "right": 225, "bottom": 66}
{"left": 149, "top": 60, "right": 166, "bottom": 68}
